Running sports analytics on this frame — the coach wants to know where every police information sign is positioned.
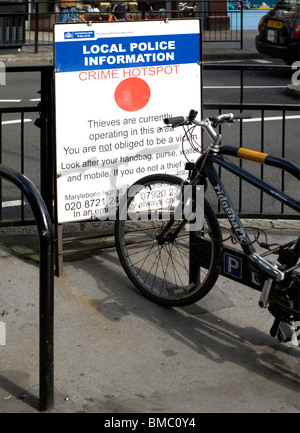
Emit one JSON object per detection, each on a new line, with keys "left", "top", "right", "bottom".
{"left": 54, "top": 20, "right": 202, "bottom": 223}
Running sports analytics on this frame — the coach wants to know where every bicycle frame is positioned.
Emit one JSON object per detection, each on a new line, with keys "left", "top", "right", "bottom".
{"left": 156, "top": 146, "right": 299, "bottom": 253}
{"left": 194, "top": 146, "right": 300, "bottom": 256}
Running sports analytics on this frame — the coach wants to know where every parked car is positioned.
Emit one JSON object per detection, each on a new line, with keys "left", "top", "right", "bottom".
{"left": 255, "top": 0, "right": 300, "bottom": 64}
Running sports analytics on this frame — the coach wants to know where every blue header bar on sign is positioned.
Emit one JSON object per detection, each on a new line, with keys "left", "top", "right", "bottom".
{"left": 55, "top": 33, "right": 200, "bottom": 72}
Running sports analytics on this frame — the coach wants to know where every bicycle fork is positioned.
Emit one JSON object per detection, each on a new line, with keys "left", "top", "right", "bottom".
{"left": 155, "top": 180, "right": 200, "bottom": 244}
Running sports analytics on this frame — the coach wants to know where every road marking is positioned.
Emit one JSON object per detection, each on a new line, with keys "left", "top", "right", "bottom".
{"left": 204, "top": 85, "right": 286, "bottom": 89}
{"left": 2, "top": 200, "right": 22, "bottom": 208}
{"left": 203, "top": 60, "right": 243, "bottom": 64}
{"left": 242, "top": 115, "right": 300, "bottom": 122}
{"left": 204, "top": 59, "right": 274, "bottom": 64}
{"left": 0, "top": 98, "right": 40, "bottom": 102}
{"left": 0, "top": 99, "right": 22, "bottom": 102}
{"left": 1, "top": 119, "right": 32, "bottom": 125}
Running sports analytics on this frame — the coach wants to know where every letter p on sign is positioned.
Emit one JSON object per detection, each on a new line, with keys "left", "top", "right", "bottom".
{"left": 224, "top": 253, "right": 242, "bottom": 279}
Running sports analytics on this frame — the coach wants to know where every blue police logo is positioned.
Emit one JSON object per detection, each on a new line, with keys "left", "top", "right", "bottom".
{"left": 64, "top": 32, "right": 74, "bottom": 39}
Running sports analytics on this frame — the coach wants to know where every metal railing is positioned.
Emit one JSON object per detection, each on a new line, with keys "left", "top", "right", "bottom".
{"left": 204, "top": 103, "right": 300, "bottom": 219}
{"left": 0, "top": 64, "right": 54, "bottom": 227}
{"left": 1, "top": 1, "right": 249, "bottom": 52}
{"left": 0, "top": 162, "right": 54, "bottom": 412}
{"left": 202, "top": 63, "right": 300, "bottom": 219}
{"left": 0, "top": 63, "right": 298, "bottom": 230}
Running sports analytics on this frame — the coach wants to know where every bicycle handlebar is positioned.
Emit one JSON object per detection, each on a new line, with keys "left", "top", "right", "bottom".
{"left": 164, "top": 110, "right": 252, "bottom": 128}
{"left": 209, "top": 112, "right": 252, "bottom": 127}
{"left": 163, "top": 116, "right": 190, "bottom": 126}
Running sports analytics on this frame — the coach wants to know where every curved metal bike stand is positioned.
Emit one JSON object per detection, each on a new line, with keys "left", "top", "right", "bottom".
{"left": 0, "top": 164, "right": 54, "bottom": 412}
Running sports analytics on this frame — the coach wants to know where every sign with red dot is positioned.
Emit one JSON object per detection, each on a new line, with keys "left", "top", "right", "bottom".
{"left": 54, "top": 20, "right": 202, "bottom": 223}
{"left": 114, "top": 77, "right": 151, "bottom": 112}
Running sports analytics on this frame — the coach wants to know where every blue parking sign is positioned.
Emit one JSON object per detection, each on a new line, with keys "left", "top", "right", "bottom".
{"left": 224, "top": 253, "right": 242, "bottom": 279}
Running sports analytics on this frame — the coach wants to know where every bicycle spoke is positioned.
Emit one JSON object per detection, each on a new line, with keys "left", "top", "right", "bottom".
{"left": 115, "top": 174, "right": 222, "bottom": 306}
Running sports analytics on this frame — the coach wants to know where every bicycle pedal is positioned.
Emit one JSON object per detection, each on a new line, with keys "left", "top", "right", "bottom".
{"left": 277, "top": 323, "right": 292, "bottom": 343}
{"left": 271, "top": 320, "right": 296, "bottom": 344}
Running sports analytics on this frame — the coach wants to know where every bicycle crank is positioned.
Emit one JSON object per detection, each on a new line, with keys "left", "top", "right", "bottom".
{"left": 270, "top": 317, "right": 299, "bottom": 346}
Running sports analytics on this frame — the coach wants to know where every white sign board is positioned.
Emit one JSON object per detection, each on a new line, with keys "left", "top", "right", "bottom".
{"left": 54, "top": 20, "right": 202, "bottom": 223}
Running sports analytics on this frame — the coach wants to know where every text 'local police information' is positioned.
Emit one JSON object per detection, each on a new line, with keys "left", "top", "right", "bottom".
{"left": 54, "top": 20, "right": 201, "bottom": 223}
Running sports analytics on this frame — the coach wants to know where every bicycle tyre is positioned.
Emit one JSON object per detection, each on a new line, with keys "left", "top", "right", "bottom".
{"left": 115, "top": 174, "right": 223, "bottom": 306}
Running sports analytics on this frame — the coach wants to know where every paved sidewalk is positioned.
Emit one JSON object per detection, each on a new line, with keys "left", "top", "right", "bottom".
{"left": 0, "top": 220, "right": 299, "bottom": 413}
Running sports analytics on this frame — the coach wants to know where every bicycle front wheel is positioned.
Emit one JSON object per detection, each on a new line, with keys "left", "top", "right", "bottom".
{"left": 115, "top": 174, "right": 223, "bottom": 306}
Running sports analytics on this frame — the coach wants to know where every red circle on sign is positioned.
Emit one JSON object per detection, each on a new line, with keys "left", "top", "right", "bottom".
{"left": 114, "top": 77, "right": 151, "bottom": 112}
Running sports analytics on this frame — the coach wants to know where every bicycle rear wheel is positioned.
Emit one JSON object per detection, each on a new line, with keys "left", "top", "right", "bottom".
{"left": 115, "top": 174, "right": 223, "bottom": 306}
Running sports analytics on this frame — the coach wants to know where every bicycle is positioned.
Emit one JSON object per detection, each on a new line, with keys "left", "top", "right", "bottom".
{"left": 76, "top": 3, "right": 134, "bottom": 23}
{"left": 177, "top": 2, "right": 197, "bottom": 17}
{"left": 107, "top": 3, "right": 134, "bottom": 21}
{"left": 146, "top": 4, "right": 167, "bottom": 20}
{"left": 146, "top": 2, "right": 197, "bottom": 19}
{"left": 114, "top": 109, "right": 300, "bottom": 345}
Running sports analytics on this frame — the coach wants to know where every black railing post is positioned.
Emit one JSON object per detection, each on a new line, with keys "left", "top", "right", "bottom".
{"left": 0, "top": 163, "right": 54, "bottom": 412}
{"left": 0, "top": 112, "right": 2, "bottom": 221}
{"left": 40, "top": 66, "right": 55, "bottom": 221}
{"left": 241, "top": 5, "right": 243, "bottom": 50}
{"left": 141, "top": 1, "right": 145, "bottom": 19}
{"left": 34, "top": 2, "right": 39, "bottom": 54}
